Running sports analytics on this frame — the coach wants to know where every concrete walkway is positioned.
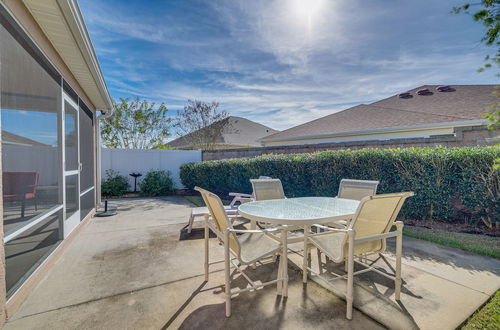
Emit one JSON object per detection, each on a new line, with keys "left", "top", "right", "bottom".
{"left": 3, "top": 197, "right": 500, "bottom": 330}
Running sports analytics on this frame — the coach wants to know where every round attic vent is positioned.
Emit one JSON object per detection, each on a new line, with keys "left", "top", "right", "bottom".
{"left": 399, "top": 92, "right": 412, "bottom": 98}
{"left": 417, "top": 88, "right": 432, "bottom": 95}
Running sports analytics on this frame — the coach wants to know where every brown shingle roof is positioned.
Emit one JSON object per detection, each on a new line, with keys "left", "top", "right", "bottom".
{"left": 168, "top": 116, "right": 279, "bottom": 148}
{"left": 262, "top": 85, "right": 496, "bottom": 141}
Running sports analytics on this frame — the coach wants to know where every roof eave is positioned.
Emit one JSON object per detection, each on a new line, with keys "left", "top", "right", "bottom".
{"left": 60, "top": 0, "right": 112, "bottom": 110}
{"left": 22, "top": 0, "right": 113, "bottom": 112}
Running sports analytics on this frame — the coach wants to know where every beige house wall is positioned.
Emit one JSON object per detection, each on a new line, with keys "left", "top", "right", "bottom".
{"left": 203, "top": 125, "right": 499, "bottom": 161}
{"left": 0, "top": 1, "right": 101, "bottom": 324}
{"left": 0, "top": 123, "right": 5, "bottom": 326}
{"left": 262, "top": 126, "right": 457, "bottom": 147}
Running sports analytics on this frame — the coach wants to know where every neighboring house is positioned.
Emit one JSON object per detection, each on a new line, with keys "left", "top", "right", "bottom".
{"left": 1, "top": 131, "right": 51, "bottom": 147}
{"left": 168, "top": 116, "right": 279, "bottom": 149}
{"left": 261, "top": 85, "right": 498, "bottom": 146}
{"left": 0, "top": 0, "right": 112, "bottom": 323}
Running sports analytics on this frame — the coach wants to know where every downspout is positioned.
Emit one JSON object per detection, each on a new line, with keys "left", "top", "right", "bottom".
{"left": 96, "top": 109, "right": 113, "bottom": 206}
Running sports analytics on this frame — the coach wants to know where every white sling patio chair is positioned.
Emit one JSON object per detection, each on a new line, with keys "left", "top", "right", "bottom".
{"left": 302, "top": 192, "right": 414, "bottom": 320}
{"left": 228, "top": 176, "right": 271, "bottom": 207}
{"left": 249, "top": 178, "right": 286, "bottom": 229}
{"left": 325, "top": 179, "right": 380, "bottom": 229}
{"left": 187, "top": 176, "right": 272, "bottom": 233}
{"left": 250, "top": 178, "right": 286, "bottom": 201}
{"left": 337, "top": 179, "right": 380, "bottom": 201}
{"left": 195, "top": 187, "right": 288, "bottom": 317}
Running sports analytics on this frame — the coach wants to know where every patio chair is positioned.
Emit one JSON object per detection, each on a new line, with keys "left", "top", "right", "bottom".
{"left": 3, "top": 171, "right": 39, "bottom": 218}
{"left": 325, "top": 179, "right": 380, "bottom": 229}
{"left": 337, "top": 179, "right": 380, "bottom": 201}
{"left": 249, "top": 178, "right": 286, "bottom": 229}
{"left": 186, "top": 176, "right": 272, "bottom": 233}
{"left": 195, "top": 187, "right": 288, "bottom": 317}
{"left": 250, "top": 178, "right": 286, "bottom": 201}
{"left": 228, "top": 176, "right": 271, "bottom": 207}
{"left": 302, "top": 192, "right": 414, "bottom": 320}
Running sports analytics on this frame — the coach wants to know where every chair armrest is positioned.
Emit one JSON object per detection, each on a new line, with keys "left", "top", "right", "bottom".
{"left": 227, "top": 226, "right": 284, "bottom": 234}
{"left": 311, "top": 224, "right": 349, "bottom": 232}
{"left": 235, "top": 197, "right": 253, "bottom": 203}
{"left": 228, "top": 192, "right": 253, "bottom": 198}
{"left": 354, "top": 230, "right": 402, "bottom": 243}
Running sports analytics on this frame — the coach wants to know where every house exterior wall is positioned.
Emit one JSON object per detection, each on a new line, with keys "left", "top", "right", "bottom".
{"left": 262, "top": 126, "right": 458, "bottom": 147}
{"left": 203, "top": 125, "right": 499, "bottom": 161}
{"left": 0, "top": 2, "right": 101, "bottom": 324}
{"left": 0, "top": 123, "right": 5, "bottom": 326}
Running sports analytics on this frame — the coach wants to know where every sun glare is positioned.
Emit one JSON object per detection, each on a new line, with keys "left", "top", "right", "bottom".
{"left": 292, "top": 0, "right": 324, "bottom": 34}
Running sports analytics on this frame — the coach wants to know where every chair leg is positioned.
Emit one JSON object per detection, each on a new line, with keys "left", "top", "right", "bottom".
{"left": 204, "top": 215, "right": 209, "bottom": 281}
{"left": 21, "top": 199, "right": 26, "bottom": 218}
{"left": 250, "top": 219, "right": 257, "bottom": 269}
{"left": 395, "top": 232, "right": 403, "bottom": 300}
{"left": 281, "top": 229, "right": 288, "bottom": 297}
{"left": 34, "top": 196, "right": 38, "bottom": 211}
{"left": 316, "top": 248, "right": 322, "bottom": 272}
{"left": 346, "top": 230, "right": 355, "bottom": 320}
{"left": 302, "top": 225, "right": 310, "bottom": 283}
{"left": 187, "top": 213, "right": 195, "bottom": 233}
{"left": 224, "top": 230, "right": 231, "bottom": 317}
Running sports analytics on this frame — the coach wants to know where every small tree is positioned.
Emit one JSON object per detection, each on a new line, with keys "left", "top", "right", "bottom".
{"left": 453, "top": 1, "right": 500, "bottom": 126}
{"left": 101, "top": 98, "right": 172, "bottom": 149}
{"left": 174, "top": 99, "right": 229, "bottom": 150}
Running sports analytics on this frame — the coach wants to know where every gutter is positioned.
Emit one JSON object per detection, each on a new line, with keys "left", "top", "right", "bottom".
{"left": 95, "top": 109, "right": 114, "bottom": 206}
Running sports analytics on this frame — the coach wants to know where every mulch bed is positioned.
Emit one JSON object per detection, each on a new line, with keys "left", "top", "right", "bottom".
{"left": 404, "top": 218, "right": 500, "bottom": 237}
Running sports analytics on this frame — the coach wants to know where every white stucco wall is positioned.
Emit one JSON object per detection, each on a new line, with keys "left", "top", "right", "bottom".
{"left": 101, "top": 148, "right": 201, "bottom": 189}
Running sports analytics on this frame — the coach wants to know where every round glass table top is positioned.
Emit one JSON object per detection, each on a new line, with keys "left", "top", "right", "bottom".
{"left": 238, "top": 197, "right": 359, "bottom": 225}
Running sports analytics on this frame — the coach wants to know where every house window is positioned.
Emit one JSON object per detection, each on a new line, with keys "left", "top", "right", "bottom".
{"left": 1, "top": 14, "right": 63, "bottom": 296}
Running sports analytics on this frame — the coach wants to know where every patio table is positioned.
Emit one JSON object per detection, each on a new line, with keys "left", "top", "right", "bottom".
{"left": 238, "top": 197, "right": 360, "bottom": 284}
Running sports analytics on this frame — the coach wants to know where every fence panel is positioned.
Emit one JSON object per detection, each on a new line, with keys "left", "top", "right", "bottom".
{"left": 101, "top": 148, "right": 201, "bottom": 189}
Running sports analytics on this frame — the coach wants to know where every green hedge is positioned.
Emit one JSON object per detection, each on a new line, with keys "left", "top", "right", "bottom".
{"left": 180, "top": 147, "right": 499, "bottom": 223}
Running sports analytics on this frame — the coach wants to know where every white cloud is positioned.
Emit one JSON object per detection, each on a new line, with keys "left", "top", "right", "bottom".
{"left": 80, "top": 0, "right": 499, "bottom": 131}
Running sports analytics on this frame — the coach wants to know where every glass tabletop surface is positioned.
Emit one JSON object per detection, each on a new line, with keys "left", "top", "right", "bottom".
{"left": 238, "top": 197, "right": 359, "bottom": 222}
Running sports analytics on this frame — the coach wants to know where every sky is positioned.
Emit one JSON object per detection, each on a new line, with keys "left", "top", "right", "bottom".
{"left": 79, "top": 0, "right": 499, "bottom": 132}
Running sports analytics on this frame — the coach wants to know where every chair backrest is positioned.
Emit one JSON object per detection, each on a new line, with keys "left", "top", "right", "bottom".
{"left": 250, "top": 178, "right": 285, "bottom": 201}
{"left": 3, "top": 171, "right": 39, "bottom": 196}
{"left": 194, "top": 186, "right": 239, "bottom": 254}
{"left": 347, "top": 192, "right": 413, "bottom": 254}
{"left": 338, "top": 179, "right": 379, "bottom": 201}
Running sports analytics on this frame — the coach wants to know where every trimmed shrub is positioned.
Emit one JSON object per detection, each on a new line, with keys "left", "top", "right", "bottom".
{"left": 101, "top": 169, "right": 129, "bottom": 197}
{"left": 180, "top": 146, "right": 500, "bottom": 225}
{"left": 139, "top": 170, "right": 175, "bottom": 196}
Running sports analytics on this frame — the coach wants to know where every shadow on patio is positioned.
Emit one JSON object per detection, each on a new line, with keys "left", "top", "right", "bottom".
{"left": 3, "top": 197, "right": 499, "bottom": 330}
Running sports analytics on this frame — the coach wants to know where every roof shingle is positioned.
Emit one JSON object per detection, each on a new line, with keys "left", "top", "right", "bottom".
{"left": 263, "top": 85, "right": 496, "bottom": 141}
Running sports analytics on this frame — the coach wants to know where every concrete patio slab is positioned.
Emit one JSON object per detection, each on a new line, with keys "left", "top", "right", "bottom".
{"left": 3, "top": 197, "right": 382, "bottom": 330}
{"left": 287, "top": 239, "right": 499, "bottom": 330}
{"left": 3, "top": 197, "right": 499, "bottom": 330}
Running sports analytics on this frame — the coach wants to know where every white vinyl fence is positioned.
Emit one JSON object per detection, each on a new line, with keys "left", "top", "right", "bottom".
{"left": 101, "top": 148, "right": 201, "bottom": 189}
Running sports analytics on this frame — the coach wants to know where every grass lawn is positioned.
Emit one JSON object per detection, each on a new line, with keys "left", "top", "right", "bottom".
{"left": 461, "top": 290, "right": 500, "bottom": 329}
{"left": 403, "top": 225, "right": 500, "bottom": 259}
